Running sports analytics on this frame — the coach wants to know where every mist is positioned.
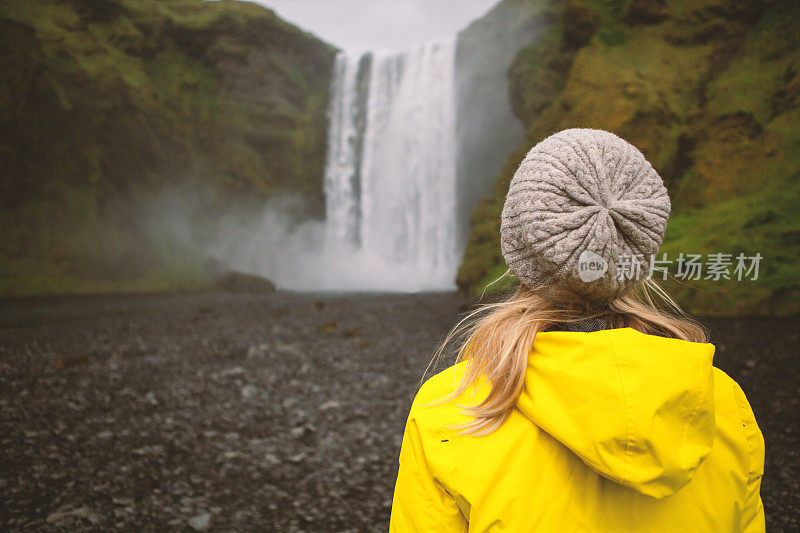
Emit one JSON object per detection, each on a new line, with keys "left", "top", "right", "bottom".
{"left": 207, "top": 195, "right": 456, "bottom": 292}
{"left": 144, "top": 190, "right": 455, "bottom": 292}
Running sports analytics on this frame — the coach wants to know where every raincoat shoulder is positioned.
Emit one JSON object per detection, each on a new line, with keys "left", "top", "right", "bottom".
{"left": 389, "top": 331, "right": 765, "bottom": 533}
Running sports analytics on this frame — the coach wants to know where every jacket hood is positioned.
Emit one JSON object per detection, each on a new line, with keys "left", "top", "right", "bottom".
{"left": 516, "top": 327, "right": 716, "bottom": 499}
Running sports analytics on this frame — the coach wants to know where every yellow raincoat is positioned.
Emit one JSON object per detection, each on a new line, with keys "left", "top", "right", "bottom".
{"left": 389, "top": 327, "right": 765, "bottom": 532}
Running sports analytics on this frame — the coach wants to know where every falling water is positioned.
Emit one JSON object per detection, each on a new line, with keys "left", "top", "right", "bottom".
{"left": 207, "top": 40, "right": 459, "bottom": 292}
{"left": 323, "top": 40, "right": 459, "bottom": 291}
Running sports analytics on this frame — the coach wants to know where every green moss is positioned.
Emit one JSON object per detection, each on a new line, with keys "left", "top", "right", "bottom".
{"left": 706, "top": 1, "right": 800, "bottom": 122}
{"left": 593, "top": 0, "right": 631, "bottom": 46}
{"left": 660, "top": 165, "right": 800, "bottom": 315}
{"left": 508, "top": 22, "right": 570, "bottom": 124}
{"left": 144, "top": 48, "right": 219, "bottom": 119}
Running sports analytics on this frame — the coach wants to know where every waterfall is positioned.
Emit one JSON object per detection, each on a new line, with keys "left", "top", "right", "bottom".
{"left": 323, "top": 40, "right": 459, "bottom": 291}
{"left": 207, "top": 41, "right": 460, "bottom": 293}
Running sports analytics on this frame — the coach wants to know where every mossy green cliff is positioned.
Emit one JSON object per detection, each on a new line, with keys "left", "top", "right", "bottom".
{"left": 0, "top": 0, "right": 335, "bottom": 294}
{"left": 458, "top": 0, "right": 800, "bottom": 316}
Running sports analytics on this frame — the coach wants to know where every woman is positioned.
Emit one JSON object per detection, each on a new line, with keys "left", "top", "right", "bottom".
{"left": 389, "top": 129, "right": 765, "bottom": 532}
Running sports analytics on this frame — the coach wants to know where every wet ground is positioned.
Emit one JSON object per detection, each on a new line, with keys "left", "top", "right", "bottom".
{"left": 0, "top": 293, "right": 797, "bottom": 531}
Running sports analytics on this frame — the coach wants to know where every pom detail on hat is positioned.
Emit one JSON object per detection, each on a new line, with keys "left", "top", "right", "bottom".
{"left": 500, "top": 128, "right": 671, "bottom": 302}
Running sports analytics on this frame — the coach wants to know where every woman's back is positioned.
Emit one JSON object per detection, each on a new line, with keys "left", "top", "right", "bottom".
{"left": 389, "top": 129, "right": 765, "bottom": 531}
{"left": 390, "top": 327, "right": 764, "bottom": 532}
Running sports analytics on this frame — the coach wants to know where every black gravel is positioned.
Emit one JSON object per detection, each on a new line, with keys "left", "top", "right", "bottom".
{"left": 0, "top": 293, "right": 797, "bottom": 531}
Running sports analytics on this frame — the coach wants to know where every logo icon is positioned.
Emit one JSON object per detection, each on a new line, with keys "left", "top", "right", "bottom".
{"left": 578, "top": 251, "right": 608, "bottom": 282}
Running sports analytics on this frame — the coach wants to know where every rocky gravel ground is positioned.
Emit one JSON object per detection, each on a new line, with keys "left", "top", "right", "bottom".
{"left": 0, "top": 292, "right": 797, "bottom": 531}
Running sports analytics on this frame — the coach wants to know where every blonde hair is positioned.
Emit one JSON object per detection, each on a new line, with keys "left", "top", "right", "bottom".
{"left": 420, "top": 274, "right": 707, "bottom": 436}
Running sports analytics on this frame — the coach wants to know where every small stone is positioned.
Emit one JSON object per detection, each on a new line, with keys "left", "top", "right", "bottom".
{"left": 143, "top": 391, "right": 158, "bottom": 405}
{"left": 247, "top": 343, "right": 270, "bottom": 358}
{"left": 53, "top": 354, "right": 90, "bottom": 370}
{"left": 282, "top": 398, "right": 297, "bottom": 409}
{"left": 319, "top": 321, "right": 337, "bottom": 332}
{"left": 46, "top": 507, "right": 99, "bottom": 524}
{"left": 188, "top": 511, "right": 211, "bottom": 531}
{"left": 132, "top": 445, "right": 165, "bottom": 456}
{"left": 288, "top": 452, "right": 307, "bottom": 463}
{"left": 319, "top": 400, "right": 341, "bottom": 410}
{"left": 275, "top": 342, "right": 301, "bottom": 355}
{"left": 220, "top": 366, "right": 245, "bottom": 377}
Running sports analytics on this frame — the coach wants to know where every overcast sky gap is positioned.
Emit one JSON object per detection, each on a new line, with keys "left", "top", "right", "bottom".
{"left": 251, "top": 0, "right": 500, "bottom": 52}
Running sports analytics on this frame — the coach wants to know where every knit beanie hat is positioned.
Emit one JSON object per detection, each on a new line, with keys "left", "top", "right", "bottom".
{"left": 500, "top": 128, "right": 671, "bottom": 302}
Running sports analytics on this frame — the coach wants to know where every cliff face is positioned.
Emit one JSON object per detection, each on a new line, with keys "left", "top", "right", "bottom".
{"left": 458, "top": 0, "right": 800, "bottom": 315}
{"left": 454, "top": 0, "right": 549, "bottom": 248}
{"left": 0, "top": 0, "right": 336, "bottom": 294}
